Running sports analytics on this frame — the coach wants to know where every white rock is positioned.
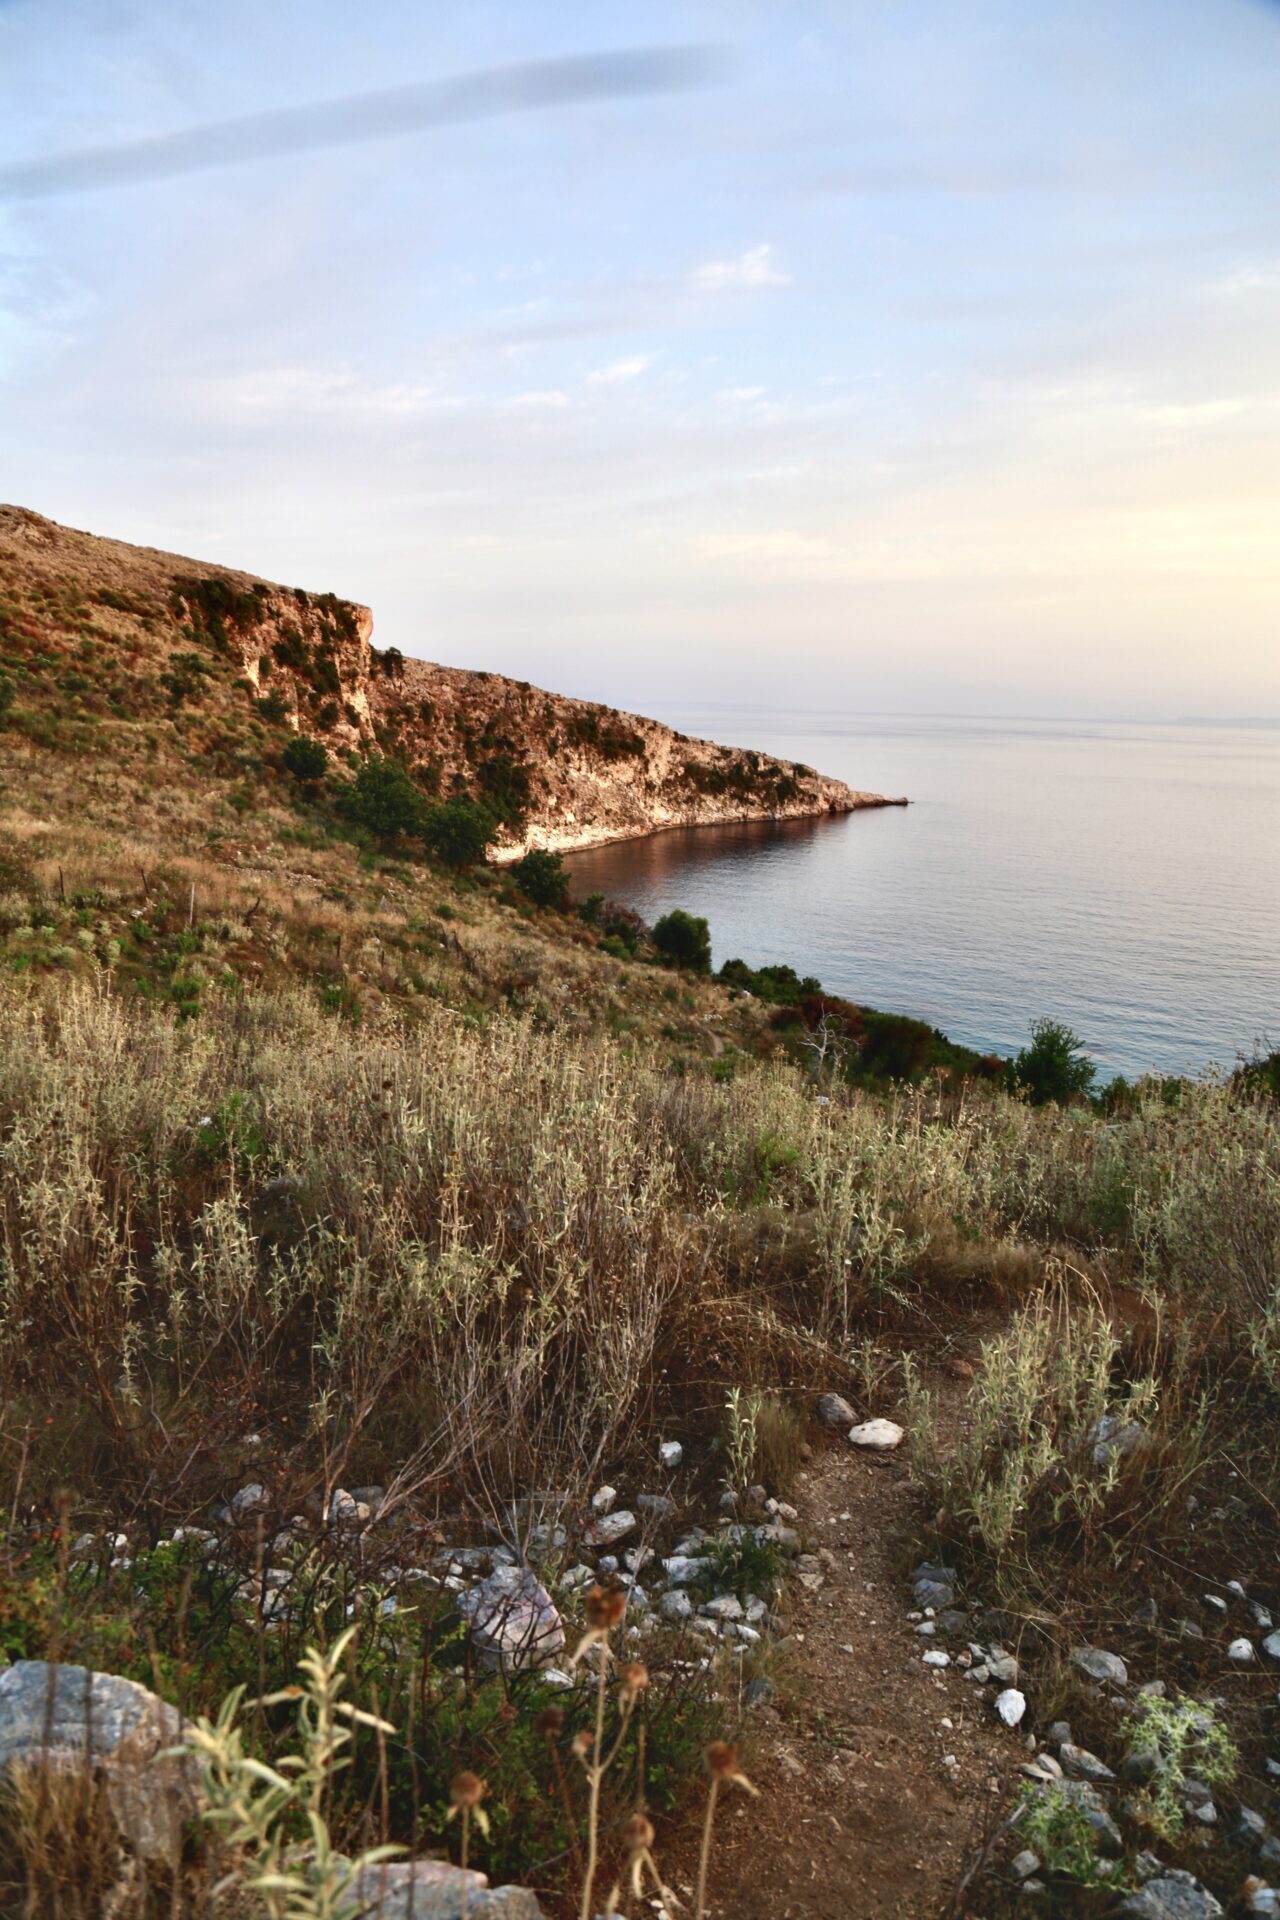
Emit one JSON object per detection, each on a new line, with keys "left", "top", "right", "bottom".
{"left": 583, "top": 1509, "right": 636, "bottom": 1548}
{"left": 922, "top": 1649, "right": 950, "bottom": 1668}
{"left": 1229, "top": 1637, "right": 1257, "bottom": 1664}
{"left": 230, "top": 1483, "right": 268, "bottom": 1519}
{"left": 995, "top": 1688, "right": 1027, "bottom": 1728}
{"left": 1262, "top": 1630, "right": 1280, "bottom": 1662}
{"left": 847, "top": 1418, "right": 904, "bottom": 1451}
{"left": 659, "top": 1590, "right": 693, "bottom": 1622}
{"left": 590, "top": 1485, "right": 618, "bottom": 1515}
{"left": 658, "top": 1441, "right": 683, "bottom": 1470}
{"left": 1070, "top": 1646, "right": 1128, "bottom": 1686}
{"left": 1011, "top": 1849, "right": 1042, "bottom": 1880}
{"left": 457, "top": 1566, "right": 565, "bottom": 1673}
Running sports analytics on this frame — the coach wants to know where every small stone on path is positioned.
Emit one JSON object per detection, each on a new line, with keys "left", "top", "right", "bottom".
{"left": 848, "top": 1419, "right": 904, "bottom": 1451}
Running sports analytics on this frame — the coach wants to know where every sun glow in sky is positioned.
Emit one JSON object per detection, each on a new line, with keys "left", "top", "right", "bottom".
{"left": 3, "top": 0, "right": 1279, "bottom": 718}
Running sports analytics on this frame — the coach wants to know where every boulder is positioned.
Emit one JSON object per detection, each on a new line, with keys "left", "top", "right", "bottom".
{"left": 815, "top": 1393, "right": 857, "bottom": 1428}
{"left": 1117, "top": 1868, "right": 1223, "bottom": 1919}
{"left": 349, "top": 1860, "right": 547, "bottom": 1919}
{"left": 1070, "top": 1645, "right": 1128, "bottom": 1686}
{"left": 847, "top": 1418, "right": 904, "bottom": 1451}
{"left": 0, "top": 1662, "right": 199, "bottom": 1860}
{"left": 457, "top": 1567, "right": 564, "bottom": 1673}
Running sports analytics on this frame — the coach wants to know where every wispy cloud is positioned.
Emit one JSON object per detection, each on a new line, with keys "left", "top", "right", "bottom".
{"left": 507, "top": 388, "right": 570, "bottom": 409}
{"left": 691, "top": 245, "right": 790, "bottom": 293}
{"left": 586, "top": 353, "right": 654, "bottom": 385}
{"left": 719, "top": 385, "right": 765, "bottom": 402}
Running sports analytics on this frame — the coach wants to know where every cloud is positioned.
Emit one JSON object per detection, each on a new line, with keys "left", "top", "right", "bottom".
{"left": 586, "top": 353, "right": 654, "bottom": 385}
{"left": 691, "top": 245, "right": 790, "bottom": 293}
{"left": 507, "top": 389, "right": 570, "bottom": 409}
{"left": 719, "top": 385, "right": 765, "bottom": 402}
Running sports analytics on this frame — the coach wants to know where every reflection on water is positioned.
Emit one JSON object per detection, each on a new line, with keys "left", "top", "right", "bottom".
{"left": 562, "top": 811, "right": 848, "bottom": 894}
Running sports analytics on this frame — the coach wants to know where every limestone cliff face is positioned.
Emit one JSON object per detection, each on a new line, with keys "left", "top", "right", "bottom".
{"left": 0, "top": 506, "right": 903, "bottom": 852}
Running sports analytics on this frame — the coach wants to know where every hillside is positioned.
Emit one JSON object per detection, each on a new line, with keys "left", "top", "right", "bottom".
{"left": 0, "top": 504, "right": 900, "bottom": 860}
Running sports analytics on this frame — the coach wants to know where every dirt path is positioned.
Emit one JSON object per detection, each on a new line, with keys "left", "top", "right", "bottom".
{"left": 690, "top": 1361, "right": 1021, "bottom": 1920}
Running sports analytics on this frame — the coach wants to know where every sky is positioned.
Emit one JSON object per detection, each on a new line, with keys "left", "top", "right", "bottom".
{"left": 2, "top": 0, "right": 1279, "bottom": 722}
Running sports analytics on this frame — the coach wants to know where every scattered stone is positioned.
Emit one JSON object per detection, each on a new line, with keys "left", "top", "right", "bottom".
{"left": 1262, "top": 1631, "right": 1280, "bottom": 1662}
{"left": 922, "top": 1649, "right": 950, "bottom": 1668}
{"left": 936, "top": 1609, "right": 970, "bottom": 1638}
{"left": 701, "top": 1595, "right": 744, "bottom": 1622}
{"left": 1070, "top": 1646, "right": 1128, "bottom": 1687}
{"left": 662, "top": 1555, "right": 711, "bottom": 1587}
{"left": 1133, "top": 1852, "right": 1166, "bottom": 1883}
{"left": 635, "top": 1494, "right": 675, "bottom": 1519}
{"left": 718, "top": 1491, "right": 738, "bottom": 1514}
{"left": 1034, "top": 1751, "right": 1063, "bottom": 1780}
{"left": 590, "top": 1485, "right": 618, "bottom": 1515}
{"left": 230, "top": 1482, "right": 268, "bottom": 1520}
{"left": 457, "top": 1567, "right": 564, "bottom": 1673}
{"left": 995, "top": 1688, "right": 1026, "bottom": 1728}
{"left": 742, "top": 1676, "right": 775, "bottom": 1710}
{"left": 659, "top": 1589, "right": 693, "bottom": 1623}
{"left": 1010, "top": 1849, "right": 1041, "bottom": 1881}
{"left": 1089, "top": 1414, "right": 1147, "bottom": 1466}
{"left": 1060, "top": 1743, "right": 1116, "bottom": 1784}
{"left": 1243, "top": 1881, "right": 1280, "bottom": 1918}
{"left": 913, "top": 1561, "right": 957, "bottom": 1586}
{"left": 658, "top": 1441, "right": 683, "bottom": 1470}
{"left": 914, "top": 1578, "right": 956, "bottom": 1611}
{"left": 582, "top": 1509, "right": 636, "bottom": 1549}
{"left": 847, "top": 1418, "right": 904, "bottom": 1451}
{"left": 1138, "top": 1680, "right": 1167, "bottom": 1699}
{"left": 1117, "top": 1868, "right": 1223, "bottom": 1919}
{"left": 1240, "top": 1808, "right": 1269, "bottom": 1846}
{"left": 815, "top": 1393, "right": 857, "bottom": 1428}
{"left": 1229, "top": 1637, "right": 1257, "bottom": 1664}
{"left": 1255, "top": 1605, "right": 1275, "bottom": 1631}
{"left": 1203, "top": 1594, "right": 1228, "bottom": 1615}
{"left": 0, "top": 1662, "right": 199, "bottom": 1859}
{"left": 1132, "top": 1598, "right": 1160, "bottom": 1629}
{"left": 987, "top": 1652, "right": 1020, "bottom": 1685}
{"left": 328, "top": 1489, "right": 370, "bottom": 1531}
{"left": 1054, "top": 1781, "right": 1122, "bottom": 1855}
{"left": 350, "top": 1485, "right": 385, "bottom": 1516}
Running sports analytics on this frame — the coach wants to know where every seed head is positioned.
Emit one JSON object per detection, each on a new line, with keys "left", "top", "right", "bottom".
{"left": 449, "top": 1771, "right": 487, "bottom": 1811}
{"left": 622, "top": 1812, "right": 655, "bottom": 1853}
{"left": 572, "top": 1729, "right": 594, "bottom": 1759}
{"left": 619, "top": 1661, "right": 650, "bottom": 1700}
{"left": 585, "top": 1584, "right": 626, "bottom": 1630}
{"left": 705, "top": 1741, "right": 759, "bottom": 1795}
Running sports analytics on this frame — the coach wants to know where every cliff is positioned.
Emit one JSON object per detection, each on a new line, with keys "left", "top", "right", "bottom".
{"left": 0, "top": 505, "right": 903, "bottom": 856}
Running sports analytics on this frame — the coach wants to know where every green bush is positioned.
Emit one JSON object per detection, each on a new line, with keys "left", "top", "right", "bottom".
{"left": 421, "top": 796, "right": 494, "bottom": 869}
{"left": 346, "top": 755, "right": 425, "bottom": 839}
{"left": 281, "top": 735, "right": 328, "bottom": 785}
{"left": 0, "top": 675, "right": 14, "bottom": 722}
{"left": 1010, "top": 1018, "right": 1097, "bottom": 1106}
{"left": 652, "top": 909, "right": 711, "bottom": 974}
{"left": 512, "top": 849, "right": 570, "bottom": 910}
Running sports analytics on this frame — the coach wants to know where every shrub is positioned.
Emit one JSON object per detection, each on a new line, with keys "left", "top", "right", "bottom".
{"left": 346, "top": 755, "right": 425, "bottom": 840}
{"left": 1120, "top": 1695, "right": 1238, "bottom": 1838}
{"left": 652, "top": 909, "right": 711, "bottom": 974}
{"left": 421, "top": 796, "right": 494, "bottom": 869}
{"left": 513, "top": 849, "right": 570, "bottom": 910}
{"left": 281, "top": 735, "right": 328, "bottom": 785}
{"left": 0, "top": 674, "right": 14, "bottom": 721}
{"left": 1010, "top": 1018, "right": 1096, "bottom": 1106}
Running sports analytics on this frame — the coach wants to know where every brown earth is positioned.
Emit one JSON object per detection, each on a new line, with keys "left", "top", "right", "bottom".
{"left": 674, "top": 1353, "right": 1022, "bottom": 1920}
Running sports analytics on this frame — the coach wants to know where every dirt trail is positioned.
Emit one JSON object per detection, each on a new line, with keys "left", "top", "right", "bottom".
{"left": 695, "top": 1360, "right": 1021, "bottom": 1920}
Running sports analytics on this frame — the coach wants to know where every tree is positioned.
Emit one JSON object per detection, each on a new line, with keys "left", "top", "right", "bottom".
{"left": 282, "top": 735, "right": 328, "bottom": 785}
{"left": 421, "top": 797, "right": 494, "bottom": 869}
{"left": 346, "top": 755, "right": 425, "bottom": 839}
{"left": 652, "top": 908, "right": 712, "bottom": 974}
{"left": 513, "top": 849, "right": 570, "bottom": 910}
{"left": 1010, "top": 1018, "right": 1096, "bottom": 1106}
{"left": 0, "top": 674, "right": 14, "bottom": 722}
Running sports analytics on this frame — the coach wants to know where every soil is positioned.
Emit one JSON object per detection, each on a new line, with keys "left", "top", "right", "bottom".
{"left": 670, "top": 1349, "right": 1023, "bottom": 1920}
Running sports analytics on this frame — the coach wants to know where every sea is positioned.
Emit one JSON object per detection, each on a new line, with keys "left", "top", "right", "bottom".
{"left": 560, "top": 713, "right": 1280, "bottom": 1084}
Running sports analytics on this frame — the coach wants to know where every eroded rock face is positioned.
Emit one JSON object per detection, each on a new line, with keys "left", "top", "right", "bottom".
{"left": 0, "top": 1662, "right": 199, "bottom": 1860}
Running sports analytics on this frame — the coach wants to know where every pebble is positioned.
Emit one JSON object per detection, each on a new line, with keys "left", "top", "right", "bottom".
{"left": 1229, "top": 1637, "right": 1257, "bottom": 1664}
{"left": 659, "top": 1590, "right": 693, "bottom": 1623}
{"left": 815, "top": 1393, "right": 857, "bottom": 1428}
{"left": 848, "top": 1418, "right": 904, "bottom": 1451}
{"left": 1263, "top": 1631, "right": 1280, "bottom": 1662}
{"left": 230, "top": 1483, "right": 268, "bottom": 1519}
{"left": 1060, "top": 1742, "right": 1116, "bottom": 1784}
{"left": 1010, "top": 1850, "right": 1041, "bottom": 1881}
{"left": 583, "top": 1509, "right": 636, "bottom": 1548}
{"left": 994, "top": 1688, "right": 1026, "bottom": 1728}
{"left": 1243, "top": 1881, "right": 1280, "bottom": 1917}
{"left": 590, "top": 1486, "right": 618, "bottom": 1515}
{"left": 658, "top": 1441, "right": 683, "bottom": 1470}
{"left": 922, "top": 1649, "right": 950, "bottom": 1668}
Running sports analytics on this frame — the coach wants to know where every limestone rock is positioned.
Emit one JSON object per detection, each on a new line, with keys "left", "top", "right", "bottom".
{"left": 815, "top": 1393, "right": 857, "bottom": 1428}
{"left": 349, "top": 1860, "right": 547, "bottom": 1919}
{"left": 457, "top": 1567, "right": 564, "bottom": 1673}
{"left": 847, "top": 1418, "right": 904, "bottom": 1451}
{"left": 1070, "top": 1645, "right": 1128, "bottom": 1686}
{"left": 0, "top": 1661, "right": 198, "bottom": 1860}
{"left": 1117, "top": 1868, "right": 1223, "bottom": 1919}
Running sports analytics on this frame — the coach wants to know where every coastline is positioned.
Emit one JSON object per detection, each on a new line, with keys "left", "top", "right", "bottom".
{"left": 488, "top": 790, "right": 909, "bottom": 863}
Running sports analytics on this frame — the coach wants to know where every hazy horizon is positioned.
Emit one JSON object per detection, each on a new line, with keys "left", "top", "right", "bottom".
{"left": 3, "top": 0, "right": 1280, "bottom": 721}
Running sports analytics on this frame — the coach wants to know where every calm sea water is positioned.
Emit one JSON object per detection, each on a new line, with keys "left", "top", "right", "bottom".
{"left": 561, "top": 713, "right": 1280, "bottom": 1083}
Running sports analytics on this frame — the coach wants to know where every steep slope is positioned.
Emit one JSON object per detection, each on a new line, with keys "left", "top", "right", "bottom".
{"left": 0, "top": 505, "right": 902, "bottom": 858}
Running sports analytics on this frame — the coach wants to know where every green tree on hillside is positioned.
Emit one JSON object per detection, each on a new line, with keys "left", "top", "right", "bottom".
{"left": 346, "top": 755, "right": 425, "bottom": 839}
{"left": 282, "top": 735, "right": 328, "bottom": 787}
{"left": 1010, "top": 1018, "right": 1096, "bottom": 1106}
{"left": 652, "top": 909, "right": 712, "bottom": 974}
{"left": 421, "top": 796, "right": 494, "bottom": 868}
{"left": 513, "top": 849, "right": 570, "bottom": 909}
